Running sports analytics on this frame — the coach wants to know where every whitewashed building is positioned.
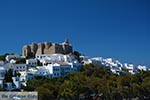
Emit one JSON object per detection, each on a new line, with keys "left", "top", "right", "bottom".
{"left": 34, "top": 61, "right": 81, "bottom": 78}
{"left": 0, "top": 61, "right": 4, "bottom": 66}
{"left": 137, "top": 65, "right": 147, "bottom": 71}
{"left": 26, "top": 59, "right": 38, "bottom": 67}
{"left": 56, "top": 62, "right": 71, "bottom": 76}
{"left": 124, "top": 63, "right": 135, "bottom": 74}
{"left": 0, "top": 67, "right": 7, "bottom": 77}
{"left": 12, "top": 76, "right": 21, "bottom": 89}
{"left": 13, "top": 64, "right": 27, "bottom": 72}
{"left": 19, "top": 71, "right": 35, "bottom": 86}
{"left": 6, "top": 54, "right": 26, "bottom": 62}
{"left": 36, "top": 54, "right": 75, "bottom": 63}
{"left": 36, "top": 64, "right": 61, "bottom": 78}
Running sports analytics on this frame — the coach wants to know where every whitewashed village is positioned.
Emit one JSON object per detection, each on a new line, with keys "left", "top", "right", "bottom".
{"left": 0, "top": 39, "right": 149, "bottom": 91}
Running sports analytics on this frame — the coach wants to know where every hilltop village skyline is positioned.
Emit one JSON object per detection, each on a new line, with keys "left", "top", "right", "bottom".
{"left": 0, "top": 38, "right": 148, "bottom": 93}
{"left": 0, "top": 38, "right": 149, "bottom": 70}
{"left": 0, "top": 38, "right": 149, "bottom": 68}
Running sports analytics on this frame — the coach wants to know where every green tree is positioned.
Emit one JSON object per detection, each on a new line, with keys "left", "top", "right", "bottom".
{"left": 4, "top": 69, "right": 13, "bottom": 83}
{"left": 36, "top": 86, "right": 53, "bottom": 100}
{"left": 15, "top": 58, "right": 26, "bottom": 64}
{"left": 59, "top": 80, "right": 78, "bottom": 100}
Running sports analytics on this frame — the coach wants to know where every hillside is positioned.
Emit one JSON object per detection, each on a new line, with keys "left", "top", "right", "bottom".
{"left": 24, "top": 64, "right": 150, "bottom": 100}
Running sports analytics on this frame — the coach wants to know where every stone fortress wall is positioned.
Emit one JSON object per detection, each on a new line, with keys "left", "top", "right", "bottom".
{"left": 22, "top": 39, "right": 73, "bottom": 57}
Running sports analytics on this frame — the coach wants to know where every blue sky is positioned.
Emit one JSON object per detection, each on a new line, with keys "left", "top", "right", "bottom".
{"left": 0, "top": 0, "right": 149, "bottom": 66}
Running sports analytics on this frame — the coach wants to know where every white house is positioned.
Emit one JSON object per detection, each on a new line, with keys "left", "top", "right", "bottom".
{"left": 36, "top": 64, "right": 61, "bottom": 78}
{"left": 28, "top": 68, "right": 38, "bottom": 74}
{"left": 91, "top": 57, "right": 103, "bottom": 66}
{"left": 36, "top": 66, "right": 52, "bottom": 78}
{"left": 110, "top": 66, "right": 122, "bottom": 75}
{"left": 19, "top": 71, "right": 35, "bottom": 82}
{"left": 12, "top": 76, "right": 21, "bottom": 89}
{"left": 6, "top": 54, "right": 26, "bottom": 62}
{"left": 36, "top": 54, "right": 75, "bottom": 63}
{"left": 34, "top": 61, "right": 81, "bottom": 78}
{"left": 13, "top": 64, "right": 27, "bottom": 72}
{"left": 0, "top": 67, "right": 7, "bottom": 77}
{"left": 68, "top": 61, "right": 82, "bottom": 72}
{"left": 26, "top": 73, "right": 35, "bottom": 80}
{"left": 19, "top": 71, "right": 27, "bottom": 82}
{"left": 124, "top": 63, "right": 135, "bottom": 74}
{"left": 82, "top": 59, "right": 93, "bottom": 65}
{"left": 137, "top": 65, "right": 147, "bottom": 71}
{"left": 26, "top": 59, "right": 38, "bottom": 67}
{"left": 0, "top": 61, "right": 4, "bottom": 66}
{"left": 49, "top": 63, "right": 61, "bottom": 78}
{"left": 56, "top": 62, "right": 71, "bottom": 76}
{"left": 19, "top": 71, "right": 35, "bottom": 86}
{"left": 39, "top": 59, "right": 52, "bottom": 66}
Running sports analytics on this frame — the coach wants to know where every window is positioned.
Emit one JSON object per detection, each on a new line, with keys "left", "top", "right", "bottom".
{"left": 57, "top": 73, "right": 59, "bottom": 76}
{"left": 16, "top": 78, "right": 18, "bottom": 81}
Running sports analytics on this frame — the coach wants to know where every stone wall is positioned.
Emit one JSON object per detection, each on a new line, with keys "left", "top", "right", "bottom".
{"left": 22, "top": 39, "right": 73, "bottom": 57}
